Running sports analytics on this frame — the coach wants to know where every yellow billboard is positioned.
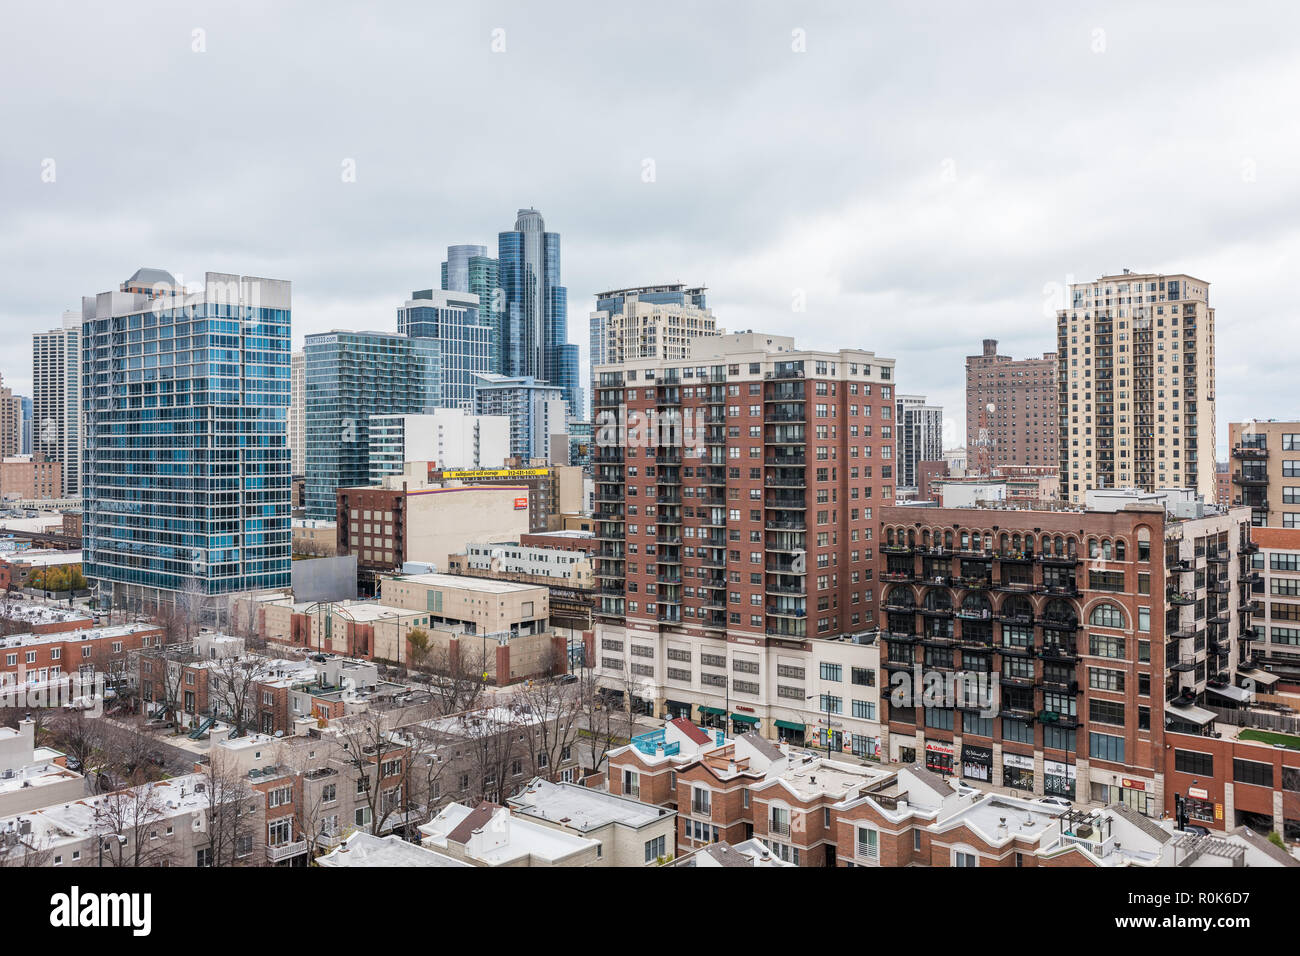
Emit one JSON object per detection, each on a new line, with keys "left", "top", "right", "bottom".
{"left": 441, "top": 468, "right": 551, "bottom": 479}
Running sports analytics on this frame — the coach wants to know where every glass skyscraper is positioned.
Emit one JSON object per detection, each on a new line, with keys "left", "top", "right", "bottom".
{"left": 397, "top": 289, "right": 491, "bottom": 411}
{"left": 498, "top": 208, "right": 582, "bottom": 419}
{"left": 441, "top": 245, "right": 504, "bottom": 375}
{"left": 81, "top": 269, "right": 292, "bottom": 613}
{"left": 303, "top": 330, "right": 441, "bottom": 518}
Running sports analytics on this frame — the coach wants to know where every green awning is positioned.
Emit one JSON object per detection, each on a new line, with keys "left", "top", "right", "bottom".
{"left": 730, "top": 713, "right": 759, "bottom": 724}
{"left": 697, "top": 705, "right": 725, "bottom": 716}
{"left": 774, "top": 719, "right": 805, "bottom": 731}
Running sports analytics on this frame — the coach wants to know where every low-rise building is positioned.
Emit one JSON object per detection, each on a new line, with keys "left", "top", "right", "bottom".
{"left": 508, "top": 777, "right": 677, "bottom": 866}
{"left": 0, "top": 718, "right": 84, "bottom": 816}
{"left": 316, "top": 830, "right": 471, "bottom": 867}
{"left": 420, "top": 800, "right": 601, "bottom": 866}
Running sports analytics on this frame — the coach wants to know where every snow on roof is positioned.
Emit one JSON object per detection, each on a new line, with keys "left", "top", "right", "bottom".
{"left": 509, "top": 778, "right": 666, "bottom": 831}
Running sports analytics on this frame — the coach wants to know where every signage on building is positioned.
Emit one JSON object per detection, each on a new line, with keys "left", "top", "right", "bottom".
{"left": 1188, "top": 787, "right": 1208, "bottom": 800}
{"left": 1121, "top": 778, "right": 1146, "bottom": 792}
{"left": 442, "top": 468, "right": 551, "bottom": 480}
{"left": 514, "top": 497, "right": 529, "bottom": 510}
{"left": 925, "top": 741, "right": 954, "bottom": 756}
{"left": 1003, "top": 753, "right": 1033, "bottom": 770}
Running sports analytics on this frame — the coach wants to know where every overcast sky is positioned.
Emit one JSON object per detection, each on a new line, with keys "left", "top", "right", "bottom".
{"left": 3, "top": 1, "right": 1298, "bottom": 455}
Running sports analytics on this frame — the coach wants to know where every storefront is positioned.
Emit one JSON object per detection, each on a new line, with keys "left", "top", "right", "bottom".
{"left": 1120, "top": 777, "right": 1153, "bottom": 816}
{"left": 663, "top": 699, "right": 692, "bottom": 721}
{"left": 925, "top": 741, "right": 954, "bottom": 776}
{"left": 775, "top": 719, "right": 806, "bottom": 745}
{"left": 697, "top": 705, "right": 726, "bottom": 731}
{"left": 730, "top": 712, "right": 760, "bottom": 736}
{"left": 1002, "top": 752, "right": 1034, "bottom": 791}
{"left": 961, "top": 744, "right": 993, "bottom": 782}
{"left": 1044, "top": 759, "right": 1076, "bottom": 799}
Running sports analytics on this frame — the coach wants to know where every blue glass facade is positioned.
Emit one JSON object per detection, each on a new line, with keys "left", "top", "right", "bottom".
{"left": 81, "top": 272, "right": 292, "bottom": 610}
{"left": 399, "top": 290, "right": 491, "bottom": 410}
{"left": 303, "top": 331, "right": 441, "bottom": 519}
{"left": 497, "top": 208, "right": 582, "bottom": 419}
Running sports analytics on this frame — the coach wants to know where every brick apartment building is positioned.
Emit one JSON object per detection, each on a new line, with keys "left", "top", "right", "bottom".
{"left": 0, "top": 454, "right": 62, "bottom": 501}
{"left": 876, "top": 492, "right": 1255, "bottom": 816}
{"left": 0, "top": 622, "right": 161, "bottom": 695}
{"left": 1228, "top": 420, "right": 1300, "bottom": 528}
{"left": 592, "top": 332, "right": 896, "bottom": 730}
{"left": 965, "top": 339, "right": 1058, "bottom": 470}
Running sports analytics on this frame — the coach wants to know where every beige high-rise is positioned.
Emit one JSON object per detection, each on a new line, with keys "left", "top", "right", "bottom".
{"left": 1057, "top": 272, "right": 1216, "bottom": 504}
{"left": 1227, "top": 420, "right": 1300, "bottom": 527}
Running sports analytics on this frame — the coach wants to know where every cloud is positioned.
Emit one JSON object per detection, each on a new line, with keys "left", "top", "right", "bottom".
{"left": 1, "top": 0, "right": 1297, "bottom": 456}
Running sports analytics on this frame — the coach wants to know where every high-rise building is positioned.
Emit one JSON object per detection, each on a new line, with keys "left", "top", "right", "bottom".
{"left": 290, "top": 351, "right": 305, "bottom": 476}
{"left": 397, "top": 289, "right": 491, "bottom": 410}
{"left": 473, "top": 373, "right": 568, "bottom": 462}
{"left": 895, "top": 394, "right": 944, "bottom": 493}
{"left": 589, "top": 284, "right": 721, "bottom": 396}
{"left": 498, "top": 208, "right": 581, "bottom": 418}
{"left": 1227, "top": 421, "right": 1300, "bottom": 527}
{"left": 878, "top": 491, "right": 1255, "bottom": 808}
{"left": 1057, "top": 272, "right": 1216, "bottom": 503}
{"left": 964, "top": 339, "right": 1057, "bottom": 473}
{"left": 303, "top": 330, "right": 441, "bottom": 519}
{"left": 81, "top": 269, "right": 291, "bottom": 613}
{"left": 441, "top": 244, "right": 503, "bottom": 375}
{"left": 18, "top": 396, "right": 31, "bottom": 457}
{"left": 0, "top": 375, "right": 23, "bottom": 460}
{"left": 590, "top": 332, "right": 897, "bottom": 727}
{"left": 367, "top": 409, "right": 510, "bottom": 483}
{"left": 33, "top": 309, "right": 85, "bottom": 496}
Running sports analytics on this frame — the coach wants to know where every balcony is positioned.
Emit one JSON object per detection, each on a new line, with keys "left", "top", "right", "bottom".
{"left": 1232, "top": 473, "right": 1268, "bottom": 486}
{"left": 995, "top": 550, "right": 1035, "bottom": 563}
{"left": 1038, "top": 553, "right": 1080, "bottom": 567}
{"left": 881, "top": 570, "right": 915, "bottom": 583}
{"left": 881, "top": 543, "right": 914, "bottom": 555}
{"left": 1232, "top": 445, "right": 1268, "bottom": 459}
{"left": 1039, "top": 613, "right": 1080, "bottom": 631}
{"left": 1038, "top": 645, "right": 1078, "bottom": 663}
{"left": 266, "top": 840, "right": 309, "bottom": 863}
{"left": 1036, "top": 709, "right": 1078, "bottom": 728}
{"left": 1168, "top": 657, "right": 1198, "bottom": 673}
{"left": 952, "top": 576, "right": 993, "bottom": 591}
{"left": 1167, "top": 591, "right": 1197, "bottom": 606}
{"left": 882, "top": 601, "right": 917, "bottom": 615}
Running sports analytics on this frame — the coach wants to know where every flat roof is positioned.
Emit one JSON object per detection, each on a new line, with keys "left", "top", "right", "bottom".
{"left": 317, "top": 831, "right": 471, "bottom": 868}
{"left": 509, "top": 779, "right": 666, "bottom": 831}
{"left": 389, "top": 572, "right": 543, "bottom": 594}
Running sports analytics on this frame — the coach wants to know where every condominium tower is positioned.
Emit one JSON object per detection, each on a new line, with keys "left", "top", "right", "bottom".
{"left": 498, "top": 208, "right": 582, "bottom": 419}
{"left": 33, "top": 310, "right": 82, "bottom": 496}
{"left": 965, "top": 339, "right": 1057, "bottom": 473}
{"left": 396, "top": 289, "right": 492, "bottom": 411}
{"left": 303, "top": 330, "right": 441, "bottom": 519}
{"left": 290, "top": 351, "right": 305, "bottom": 476}
{"left": 81, "top": 269, "right": 292, "bottom": 613}
{"left": 1227, "top": 420, "right": 1300, "bottom": 528}
{"left": 589, "top": 284, "right": 721, "bottom": 397}
{"left": 895, "top": 394, "right": 944, "bottom": 493}
{"left": 1057, "top": 272, "right": 1216, "bottom": 503}
{"left": 591, "top": 332, "right": 897, "bottom": 726}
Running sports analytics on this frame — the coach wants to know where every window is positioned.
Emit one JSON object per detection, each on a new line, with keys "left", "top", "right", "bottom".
{"left": 1233, "top": 759, "right": 1273, "bottom": 788}
{"left": 820, "top": 662, "right": 842, "bottom": 681}
{"left": 1175, "top": 750, "right": 1213, "bottom": 776}
{"left": 856, "top": 826, "right": 879, "bottom": 861}
{"left": 644, "top": 835, "right": 666, "bottom": 863}
{"left": 953, "top": 849, "right": 978, "bottom": 867}
{"left": 1089, "top": 604, "right": 1125, "bottom": 628}
{"left": 1089, "top": 732, "right": 1125, "bottom": 763}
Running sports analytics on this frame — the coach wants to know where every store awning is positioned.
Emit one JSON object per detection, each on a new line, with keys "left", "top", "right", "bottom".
{"left": 696, "top": 705, "right": 725, "bottom": 716}
{"left": 1208, "top": 684, "right": 1253, "bottom": 703}
{"left": 1167, "top": 702, "right": 1216, "bottom": 725}
{"left": 730, "top": 713, "right": 759, "bottom": 725}
{"left": 774, "top": 719, "right": 805, "bottom": 731}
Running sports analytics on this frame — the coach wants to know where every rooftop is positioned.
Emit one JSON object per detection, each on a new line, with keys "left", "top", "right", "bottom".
{"left": 509, "top": 778, "right": 668, "bottom": 831}
{"left": 316, "top": 831, "right": 472, "bottom": 868}
{"left": 387, "top": 572, "right": 543, "bottom": 595}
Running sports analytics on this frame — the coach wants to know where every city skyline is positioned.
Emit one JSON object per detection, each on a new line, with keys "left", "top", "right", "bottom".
{"left": 3, "top": 3, "right": 1299, "bottom": 458}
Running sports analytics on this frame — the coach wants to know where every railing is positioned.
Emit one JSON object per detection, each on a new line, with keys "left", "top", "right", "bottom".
{"left": 266, "top": 840, "right": 308, "bottom": 862}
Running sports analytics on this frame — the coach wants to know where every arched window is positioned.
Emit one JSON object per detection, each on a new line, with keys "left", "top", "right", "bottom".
{"left": 1115, "top": 539, "right": 1126, "bottom": 561}
{"left": 1088, "top": 603, "right": 1125, "bottom": 629}
{"left": 1088, "top": 538, "right": 1100, "bottom": 559}
{"left": 1102, "top": 540, "right": 1112, "bottom": 561}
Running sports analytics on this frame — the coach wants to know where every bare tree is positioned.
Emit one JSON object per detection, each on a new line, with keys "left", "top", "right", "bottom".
{"left": 100, "top": 716, "right": 167, "bottom": 787}
{"left": 180, "top": 577, "right": 208, "bottom": 642}
{"left": 208, "top": 654, "right": 276, "bottom": 735}
{"left": 578, "top": 669, "right": 637, "bottom": 777}
{"left": 91, "top": 782, "right": 175, "bottom": 867}
{"left": 511, "top": 651, "right": 584, "bottom": 782}
{"left": 424, "top": 643, "right": 490, "bottom": 716}
{"left": 227, "top": 594, "right": 266, "bottom": 651}
{"left": 47, "top": 709, "right": 106, "bottom": 783}
{"left": 199, "top": 751, "right": 264, "bottom": 867}
{"left": 332, "top": 703, "right": 432, "bottom": 836}
{"left": 0, "top": 826, "right": 55, "bottom": 867}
